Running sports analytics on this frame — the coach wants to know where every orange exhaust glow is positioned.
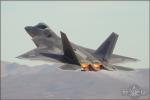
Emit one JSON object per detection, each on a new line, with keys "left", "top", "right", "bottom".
{"left": 81, "top": 64, "right": 90, "bottom": 71}
{"left": 81, "top": 63, "right": 103, "bottom": 71}
{"left": 93, "top": 64, "right": 103, "bottom": 71}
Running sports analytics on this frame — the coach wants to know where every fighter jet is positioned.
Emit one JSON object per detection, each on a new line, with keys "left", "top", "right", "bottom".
{"left": 17, "top": 23, "right": 139, "bottom": 71}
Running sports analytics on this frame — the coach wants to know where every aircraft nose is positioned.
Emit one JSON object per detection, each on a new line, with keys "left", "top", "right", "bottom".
{"left": 24, "top": 26, "right": 32, "bottom": 32}
{"left": 24, "top": 26, "right": 36, "bottom": 37}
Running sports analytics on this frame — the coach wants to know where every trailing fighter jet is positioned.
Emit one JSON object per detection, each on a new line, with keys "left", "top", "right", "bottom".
{"left": 17, "top": 23, "right": 139, "bottom": 71}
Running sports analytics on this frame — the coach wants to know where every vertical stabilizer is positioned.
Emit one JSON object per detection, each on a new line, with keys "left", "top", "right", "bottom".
{"left": 60, "top": 31, "right": 80, "bottom": 65}
{"left": 95, "top": 32, "right": 118, "bottom": 61}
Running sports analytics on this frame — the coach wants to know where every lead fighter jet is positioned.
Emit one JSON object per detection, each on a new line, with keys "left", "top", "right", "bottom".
{"left": 17, "top": 23, "right": 139, "bottom": 71}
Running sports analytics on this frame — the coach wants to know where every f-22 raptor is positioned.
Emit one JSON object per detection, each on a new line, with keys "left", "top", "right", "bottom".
{"left": 17, "top": 23, "right": 138, "bottom": 71}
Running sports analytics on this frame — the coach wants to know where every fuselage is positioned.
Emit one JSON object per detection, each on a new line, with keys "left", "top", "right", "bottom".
{"left": 30, "top": 28, "right": 104, "bottom": 71}
{"left": 18, "top": 23, "right": 136, "bottom": 72}
{"left": 71, "top": 47, "right": 104, "bottom": 71}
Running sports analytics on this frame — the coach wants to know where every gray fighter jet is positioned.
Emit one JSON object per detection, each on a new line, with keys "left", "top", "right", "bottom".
{"left": 17, "top": 23, "right": 139, "bottom": 71}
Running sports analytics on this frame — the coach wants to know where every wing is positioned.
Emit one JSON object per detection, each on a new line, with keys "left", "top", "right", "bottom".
{"left": 17, "top": 48, "right": 64, "bottom": 63}
{"left": 82, "top": 47, "right": 139, "bottom": 64}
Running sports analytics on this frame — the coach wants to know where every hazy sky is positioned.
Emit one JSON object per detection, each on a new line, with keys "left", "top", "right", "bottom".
{"left": 1, "top": 1, "right": 149, "bottom": 68}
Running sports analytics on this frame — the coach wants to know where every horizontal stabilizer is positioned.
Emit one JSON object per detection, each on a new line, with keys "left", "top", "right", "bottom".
{"left": 59, "top": 64, "right": 81, "bottom": 70}
{"left": 103, "top": 63, "right": 134, "bottom": 71}
{"left": 108, "top": 54, "right": 139, "bottom": 64}
{"left": 113, "top": 65, "right": 134, "bottom": 71}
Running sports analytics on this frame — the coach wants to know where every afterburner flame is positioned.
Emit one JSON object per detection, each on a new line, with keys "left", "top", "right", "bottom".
{"left": 93, "top": 64, "right": 103, "bottom": 71}
{"left": 81, "top": 63, "right": 103, "bottom": 71}
{"left": 81, "top": 64, "right": 90, "bottom": 71}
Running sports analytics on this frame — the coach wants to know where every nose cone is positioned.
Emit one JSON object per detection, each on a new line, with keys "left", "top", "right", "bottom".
{"left": 24, "top": 26, "right": 36, "bottom": 37}
{"left": 24, "top": 26, "right": 32, "bottom": 32}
